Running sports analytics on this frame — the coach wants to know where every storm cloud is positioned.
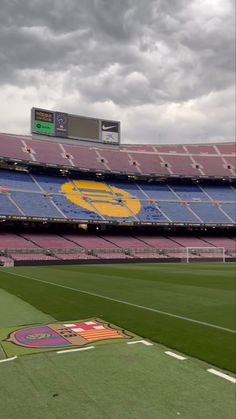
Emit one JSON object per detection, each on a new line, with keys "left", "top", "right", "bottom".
{"left": 0, "top": 0, "right": 234, "bottom": 143}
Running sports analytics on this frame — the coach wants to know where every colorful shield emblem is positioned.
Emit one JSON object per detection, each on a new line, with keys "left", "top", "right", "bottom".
{"left": 7, "top": 320, "right": 130, "bottom": 349}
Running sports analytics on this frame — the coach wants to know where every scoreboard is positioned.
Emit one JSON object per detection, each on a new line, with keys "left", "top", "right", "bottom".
{"left": 31, "top": 108, "right": 120, "bottom": 144}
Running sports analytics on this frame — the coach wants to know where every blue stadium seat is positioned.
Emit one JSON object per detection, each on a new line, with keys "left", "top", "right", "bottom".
{"left": 0, "top": 169, "right": 39, "bottom": 191}
{"left": 32, "top": 173, "right": 66, "bottom": 193}
{"left": 10, "top": 191, "right": 62, "bottom": 218}
{"left": 170, "top": 184, "right": 207, "bottom": 201}
{"left": 220, "top": 203, "right": 236, "bottom": 222}
{"left": 189, "top": 203, "right": 232, "bottom": 224}
{"left": 139, "top": 183, "right": 176, "bottom": 200}
{"left": 201, "top": 185, "right": 236, "bottom": 201}
{"left": 0, "top": 169, "right": 235, "bottom": 225}
{"left": 157, "top": 202, "right": 199, "bottom": 223}
{"left": 52, "top": 194, "right": 103, "bottom": 220}
{"left": 0, "top": 194, "right": 21, "bottom": 215}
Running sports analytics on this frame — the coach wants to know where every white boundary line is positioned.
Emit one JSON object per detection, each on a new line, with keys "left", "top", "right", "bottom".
{"left": 165, "top": 351, "right": 187, "bottom": 360}
{"left": 2, "top": 270, "right": 236, "bottom": 334}
{"left": 127, "top": 340, "right": 153, "bottom": 346}
{"left": 0, "top": 355, "right": 18, "bottom": 363}
{"left": 57, "top": 346, "right": 95, "bottom": 354}
{"left": 207, "top": 369, "right": 236, "bottom": 383}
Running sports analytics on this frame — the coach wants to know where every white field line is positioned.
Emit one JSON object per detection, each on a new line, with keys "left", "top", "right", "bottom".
{"left": 3, "top": 270, "right": 236, "bottom": 334}
{"left": 207, "top": 369, "right": 236, "bottom": 384}
{"left": 0, "top": 356, "right": 18, "bottom": 363}
{"left": 165, "top": 351, "right": 187, "bottom": 360}
{"left": 127, "top": 340, "right": 153, "bottom": 346}
{"left": 57, "top": 346, "right": 95, "bottom": 355}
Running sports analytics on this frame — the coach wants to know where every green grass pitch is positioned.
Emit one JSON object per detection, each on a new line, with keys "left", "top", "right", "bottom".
{"left": 0, "top": 262, "right": 235, "bottom": 371}
{"left": 0, "top": 262, "right": 235, "bottom": 418}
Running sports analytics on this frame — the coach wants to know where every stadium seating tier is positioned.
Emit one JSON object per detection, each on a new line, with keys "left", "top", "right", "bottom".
{"left": 0, "top": 133, "right": 235, "bottom": 178}
{"left": 0, "top": 169, "right": 235, "bottom": 225}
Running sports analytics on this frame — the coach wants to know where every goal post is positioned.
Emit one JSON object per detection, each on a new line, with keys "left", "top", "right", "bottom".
{"left": 185, "top": 247, "right": 226, "bottom": 263}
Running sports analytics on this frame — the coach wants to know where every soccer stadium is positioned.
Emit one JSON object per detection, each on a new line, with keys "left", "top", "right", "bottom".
{"left": 0, "top": 109, "right": 235, "bottom": 418}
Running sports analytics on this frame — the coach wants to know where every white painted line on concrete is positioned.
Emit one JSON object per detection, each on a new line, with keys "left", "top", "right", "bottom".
{"left": 0, "top": 356, "right": 18, "bottom": 363}
{"left": 165, "top": 351, "right": 187, "bottom": 360}
{"left": 207, "top": 369, "right": 236, "bottom": 383}
{"left": 56, "top": 346, "right": 95, "bottom": 355}
{"left": 127, "top": 340, "right": 153, "bottom": 346}
{"left": 3, "top": 270, "right": 236, "bottom": 334}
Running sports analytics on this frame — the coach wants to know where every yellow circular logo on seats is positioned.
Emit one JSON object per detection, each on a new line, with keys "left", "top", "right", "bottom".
{"left": 61, "top": 180, "right": 141, "bottom": 217}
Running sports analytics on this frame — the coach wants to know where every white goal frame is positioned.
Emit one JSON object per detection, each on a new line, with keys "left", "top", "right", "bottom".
{"left": 186, "top": 247, "right": 226, "bottom": 263}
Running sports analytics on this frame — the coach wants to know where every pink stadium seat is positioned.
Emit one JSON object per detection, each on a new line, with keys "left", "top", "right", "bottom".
{"left": 62, "top": 234, "right": 118, "bottom": 249}
{"left": 99, "top": 149, "right": 140, "bottom": 173}
{"left": 193, "top": 156, "right": 230, "bottom": 176}
{"left": 64, "top": 145, "right": 105, "bottom": 170}
{"left": 95, "top": 253, "right": 133, "bottom": 259}
{"left": 56, "top": 253, "right": 98, "bottom": 260}
{"left": 215, "top": 144, "right": 236, "bottom": 154}
{"left": 25, "top": 139, "right": 69, "bottom": 166}
{"left": 0, "top": 133, "right": 234, "bottom": 177}
{"left": 19, "top": 233, "right": 78, "bottom": 248}
{"left": 11, "top": 253, "right": 58, "bottom": 261}
{"left": 167, "top": 236, "right": 212, "bottom": 248}
{"left": 122, "top": 145, "right": 156, "bottom": 152}
{"left": 223, "top": 157, "right": 235, "bottom": 170}
{"left": 199, "top": 237, "right": 236, "bottom": 249}
{"left": 134, "top": 236, "right": 178, "bottom": 248}
{"left": 185, "top": 145, "right": 216, "bottom": 154}
{"left": 100, "top": 235, "right": 151, "bottom": 248}
{"left": 0, "top": 134, "right": 31, "bottom": 161}
{"left": 154, "top": 145, "right": 187, "bottom": 153}
{"left": 128, "top": 152, "right": 170, "bottom": 175}
{"left": 0, "top": 233, "right": 39, "bottom": 249}
{"left": 134, "top": 253, "right": 168, "bottom": 259}
{"left": 160, "top": 155, "right": 200, "bottom": 176}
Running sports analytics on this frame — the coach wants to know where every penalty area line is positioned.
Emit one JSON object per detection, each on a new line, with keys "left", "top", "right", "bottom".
{"left": 127, "top": 340, "right": 153, "bottom": 346}
{"left": 207, "top": 369, "right": 236, "bottom": 384}
{"left": 3, "top": 270, "right": 236, "bottom": 334}
{"left": 0, "top": 356, "right": 18, "bottom": 363}
{"left": 57, "top": 346, "right": 95, "bottom": 355}
{"left": 165, "top": 351, "right": 187, "bottom": 360}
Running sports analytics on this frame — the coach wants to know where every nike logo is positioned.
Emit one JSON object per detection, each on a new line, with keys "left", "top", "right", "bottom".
{"left": 102, "top": 124, "right": 117, "bottom": 130}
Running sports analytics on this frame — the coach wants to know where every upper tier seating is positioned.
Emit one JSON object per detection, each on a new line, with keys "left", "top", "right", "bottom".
{"left": 0, "top": 133, "right": 235, "bottom": 177}
{"left": 0, "top": 169, "right": 235, "bottom": 224}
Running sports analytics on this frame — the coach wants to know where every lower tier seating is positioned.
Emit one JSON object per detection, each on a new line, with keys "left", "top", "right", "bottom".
{"left": 1, "top": 232, "right": 235, "bottom": 263}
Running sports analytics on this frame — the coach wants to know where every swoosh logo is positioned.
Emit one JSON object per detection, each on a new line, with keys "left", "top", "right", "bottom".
{"left": 102, "top": 124, "right": 117, "bottom": 130}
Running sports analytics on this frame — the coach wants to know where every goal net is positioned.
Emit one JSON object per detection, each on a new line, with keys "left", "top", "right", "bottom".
{"left": 185, "top": 247, "right": 226, "bottom": 263}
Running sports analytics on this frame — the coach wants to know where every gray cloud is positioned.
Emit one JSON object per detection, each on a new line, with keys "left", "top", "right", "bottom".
{"left": 0, "top": 0, "right": 234, "bottom": 143}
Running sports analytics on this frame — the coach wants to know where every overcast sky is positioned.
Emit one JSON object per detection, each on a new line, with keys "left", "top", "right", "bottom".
{"left": 0, "top": 0, "right": 235, "bottom": 144}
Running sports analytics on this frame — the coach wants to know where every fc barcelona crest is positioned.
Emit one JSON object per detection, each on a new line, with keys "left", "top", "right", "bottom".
{"left": 6, "top": 320, "right": 130, "bottom": 349}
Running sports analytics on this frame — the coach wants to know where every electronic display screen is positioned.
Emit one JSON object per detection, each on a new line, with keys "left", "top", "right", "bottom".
{"left": 35, "top": 110, "right": 54, "bottom": 123}
{"left": 68, "top": 115, "right": 99, "bottom": 141}
{"left": 31, "top": 107, "right": 120, "bottom": 143}
{"left": 32, "top": 108, "right": 55, "bottom": 136}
